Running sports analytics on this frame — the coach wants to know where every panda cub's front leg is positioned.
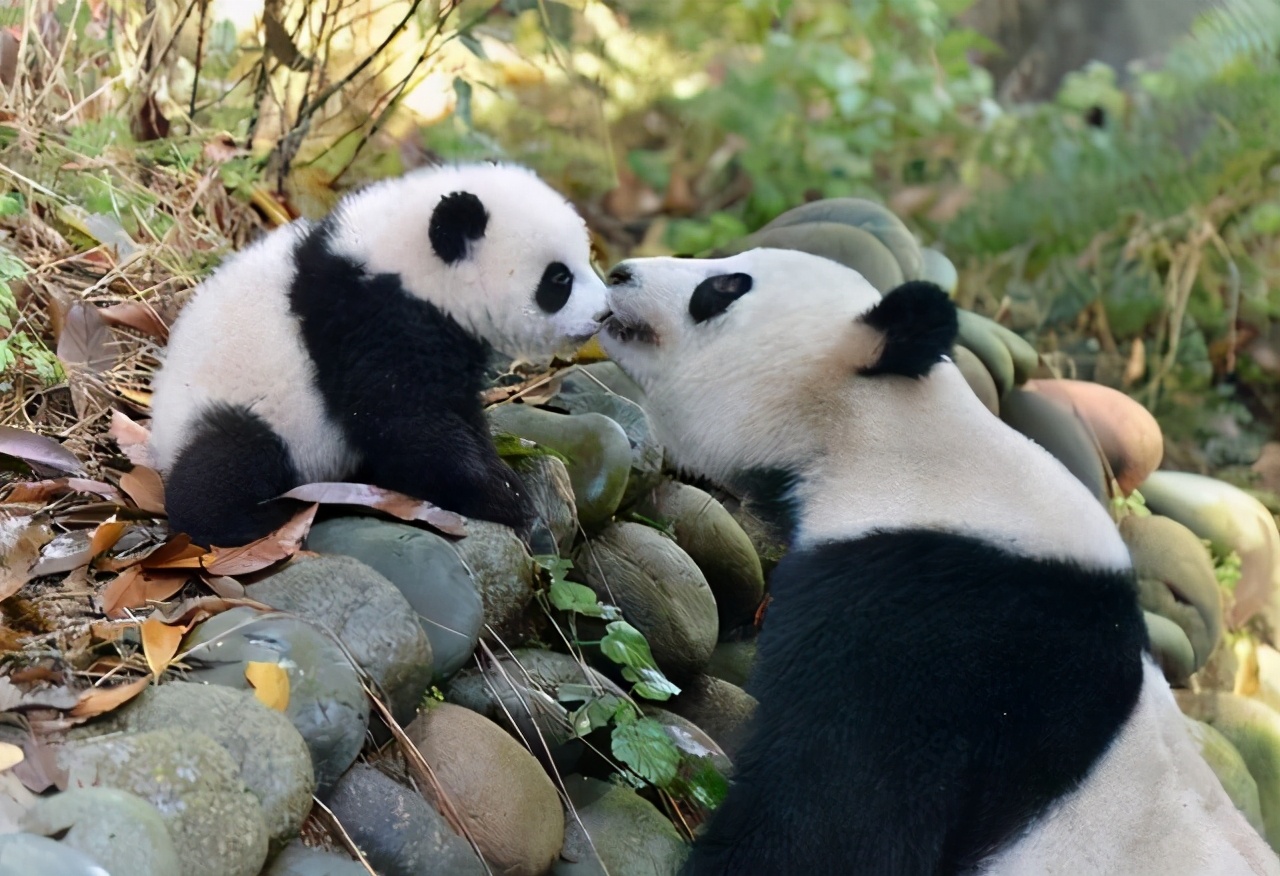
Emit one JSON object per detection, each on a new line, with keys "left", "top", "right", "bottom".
{"left": 352, "top": 409, "right": 537, "bottom": 534}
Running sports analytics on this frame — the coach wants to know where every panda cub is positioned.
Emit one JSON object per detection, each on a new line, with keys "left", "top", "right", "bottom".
{"left": 600, "top": 250, "right": 1279, "bottom": 876}
{"left": 149, "top": 163, "right": 607, "bottom": 547}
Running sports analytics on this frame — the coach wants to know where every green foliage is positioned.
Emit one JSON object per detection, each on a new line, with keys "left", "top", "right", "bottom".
{"left": 1204, "top": 540, "right": 1244, "bottom": 594}
{"left": 494, "top": 431, "right": 569, "bottom": 465}
{"left": 610, "top": 712, "right": 681, "bottom": 786}
{"left": 0, "top": 247, "right": 62, "bottom": 386}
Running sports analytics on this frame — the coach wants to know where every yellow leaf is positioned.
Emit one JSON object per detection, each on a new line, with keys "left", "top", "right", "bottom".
{"left": 140, "top": 615, "right": 184, "bottom": 679}
{"left": 245, "top": 661, "right": 290, "bottom": 712}
{"left": 0, "top": 742, "right": 24, "bottom": 772}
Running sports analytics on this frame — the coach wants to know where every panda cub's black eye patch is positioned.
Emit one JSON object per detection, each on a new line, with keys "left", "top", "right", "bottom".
{"left": 430, "top": 191, "right": 489, "bottom": 264}
{"left": 689, "top": 273, "right": 753, "bottom": 323}
{"left": 535, "top": 261, "right": 574, "bottom": 314}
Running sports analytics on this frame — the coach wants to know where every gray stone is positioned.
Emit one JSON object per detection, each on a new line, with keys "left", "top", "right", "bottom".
{"left": 324, "top": 763, "right": 484, "bottom": 876}
{"left": 447, "top": 649, "right": 628, "bottom": 775}
{"left": 705, "top": 639, "right": 757, "bottom": 688}
{"left": 577, "top": 523, "right": 719, "bottom": 680}
{"left": 183, "top": 606, "right": 368, "bottom": 794}
{"left": 666, "top": 675, "right": 757, "bottom": 761}
{"left": 246, "top": 554, "right": 434, "bottom": 725}
{"left": 262, "top": 840, "right": 369, "bottom": 876}
{"left": 632, "top": 481, "right": 765, "bottom": 630}
{"left": 116, "top": 681, "right": 315, "bottom": 852}
{"left": 489, "top": 406, "right": 632, "bottom": 531}
{"left": 516, "top": 455, "right": 579, "bottom": 555}
{"left": 0, "top": 834, "right": 109, "bottom": 876}
{"left": 55, "top": 729, "right": 269, "bottom": 876}
{"left": 553, "top": 373, "right": 664, "bottom": 507}
{"left": 450, "top": 520, "right": 539, "bottom": 644}
{"left": 21, "top": 788, "right": 179, "bottom": 876}
{"left": 555, "top": 776, "right": 687, "bottom": 876}
{"left": 306, "top": 516, "right": 483, "bottom": 679}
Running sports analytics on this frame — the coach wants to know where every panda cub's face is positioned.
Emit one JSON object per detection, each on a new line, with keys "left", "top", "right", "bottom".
{"left": 601, "top": 249, "right": 886, "bottom": 483}
{"left": 327, "top": 164, "right": 608, "bottom": 362}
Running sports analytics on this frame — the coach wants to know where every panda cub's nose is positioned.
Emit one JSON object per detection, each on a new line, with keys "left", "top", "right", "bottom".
{"left": 607, "top": 265, "right": 635, "bottom": 286}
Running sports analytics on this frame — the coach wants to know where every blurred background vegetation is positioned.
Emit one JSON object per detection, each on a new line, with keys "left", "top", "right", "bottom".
{"left": 0, "top": 0, "right": 1278, "bottom": 490}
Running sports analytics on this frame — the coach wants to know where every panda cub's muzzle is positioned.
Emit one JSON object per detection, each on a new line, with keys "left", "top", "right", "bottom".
{"left": 601, "top": 264, "right": 658, "bottom": 345}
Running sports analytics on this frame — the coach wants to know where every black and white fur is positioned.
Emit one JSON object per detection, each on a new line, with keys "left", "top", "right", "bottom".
{"left": 601, "top": 250, "right": 1279, "bottom": 876}
{"left": 149, "top": 163, "right": 607, "bottom": 547}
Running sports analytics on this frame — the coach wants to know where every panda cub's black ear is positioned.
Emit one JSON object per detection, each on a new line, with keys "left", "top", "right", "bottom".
{"left": 858, "top": 280, "right": 958, "bottom": 379}
{"left": 430, "top": 191, "right": 489, "bottom": 264}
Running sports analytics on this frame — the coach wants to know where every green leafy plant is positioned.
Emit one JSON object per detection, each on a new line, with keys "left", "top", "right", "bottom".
{"left": 536, "top": 555, "right": 726, "bottom": 808}
{"left": 0, "top": 247, "right": 62, "bottom": 386}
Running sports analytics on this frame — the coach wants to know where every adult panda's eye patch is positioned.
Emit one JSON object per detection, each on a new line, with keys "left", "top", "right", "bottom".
{"left": 535, "top": 261, "right": 574, "bottom": 313}
{"left": 689, "top": 272, "right": 753, "bottom": 323}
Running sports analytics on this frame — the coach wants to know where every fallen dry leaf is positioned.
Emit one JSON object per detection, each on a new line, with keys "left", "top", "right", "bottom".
{"left": 202, "top": 133, "right": 243, "bottom": 164}
{"left": 156, "top": 595, "right": 271, "bottom": 627}
{"left": 68, "top": 676, "right": 149, "bottom": 718}
{"left": 118, "top": 466, "right": 166, "bottom": 515}
{"left": 200, "top": 504, "right": 317, "bottom": 575}
{"left": 280, "top": 483, "right": 466, "bottom": 536}
{"left": 98, "top": 567, "right": 192, "bottom": 618}
{"left": 0, "top": 427, "right": 84, "bottom": 475}
{"left": 56, "top": 301, "right": 114, "bottom": 373}
{"left": 245, "top": 661, "right": 290, "bottom": 711}
{"left": 30, "top": 530, "right": 94, "bottom": 578}
{"left": 88, "top": 518, "right": 129, "bottom": 557}
{"left": 0, "top": 743, "right": 23, "bottom": 773}
{"left": 3, "top": 477, "right": 123, "bottom": 505}
{"left": 0, "top": 517, "right": 53, "bottom": 600}
{"left": 205, "top": 576, "right": 245, "bottom": 599}
{"left": 108, "top": 410, "right": 153, "bottom": 467}
{"left": 141, "top": 615, "right": 185, "bottom": 679}
{"left": 139, "top": 534, "right": 207, "bottom": 569}
{"left": 100, "top": 301, "right": 169, "bottom": 341}
{"left": 11, "top": 731, "right": 66, "bottom": 794}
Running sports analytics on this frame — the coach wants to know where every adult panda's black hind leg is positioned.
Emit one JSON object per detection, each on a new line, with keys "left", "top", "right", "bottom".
{"left": 353, "top": 410, "right": 537, "bottom": 534}
{"left": 164, "top": 403, "right": 303, "bottom": 547}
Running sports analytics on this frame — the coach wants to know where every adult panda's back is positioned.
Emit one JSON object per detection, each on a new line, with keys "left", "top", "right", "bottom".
{"left": 148, "top": 220, "right": 355, "bottom": 484}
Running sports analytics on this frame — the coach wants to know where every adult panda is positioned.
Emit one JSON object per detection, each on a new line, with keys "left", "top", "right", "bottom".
{"left": 149, "top": 163, "right": 607, "bottom": 547}
{"left": 599, "top": 249, "right": 1279, "bottom": 876}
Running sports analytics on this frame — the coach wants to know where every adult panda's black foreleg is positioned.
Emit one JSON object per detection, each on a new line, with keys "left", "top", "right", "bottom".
{"left": 165, "top": 403, "right": 303, "bottom": 547}
{"left": 352, "top": 410, "right": 537, "bottom": 533}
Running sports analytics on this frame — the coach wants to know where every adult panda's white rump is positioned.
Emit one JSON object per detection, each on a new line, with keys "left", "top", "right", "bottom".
{"left": 147, "top": 220, "right": 357, "bottom": 483}
{"left": 982, "top": 659, "right": 1279, "bottom": 876}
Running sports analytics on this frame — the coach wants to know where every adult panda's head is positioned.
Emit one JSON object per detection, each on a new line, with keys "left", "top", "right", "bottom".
{"left": 600, "top": 248, "right": 957, "bottom": 491}
{"left": 324, "top": 163, "right": 608, "bottom": 362}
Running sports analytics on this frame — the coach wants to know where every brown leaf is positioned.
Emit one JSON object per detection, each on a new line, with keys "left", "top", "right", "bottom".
{"left": 68, "top": 676, "right": 149, "bottom": 718}
{"left": 200, "top": 504, "right": 317, "bottom": 575}
{"left": 141, "top": 615, "right": 184, "bottom": 678}
{"left": 139, "top": 535, "right": 208, "bottom": 569}
{"left": 155, "top": 595, "right": 271, "bottom": 627}
{"left": 280, "top": 483, "right": 466, "bottom": 536}
{"left": 98, "top": 567, "right": 191, "bottom": 618}
{"left": 88, "top": 518, "right": 129, "bottom": 557}
{"left": 56, "top": 301, "right": 114, "bottom": 373}
{"left": 3, "top": 477, "right": 123, "bottom": 505}
{"left": 263, "top": 11, "right": 313, "bottom": 71}
{"left": 118, "top": 466, "right": 166, "bottom": 515}
{"left": 0, "top": 427, "right": 84, "bottom": 475}
{"left": 99, "top": 302, "right": 169, "bottom": 341}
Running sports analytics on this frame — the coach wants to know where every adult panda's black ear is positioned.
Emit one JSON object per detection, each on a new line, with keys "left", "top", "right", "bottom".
{"left": 858, "top": 280, "right": 958, "bottom": 379}
{"left": 430, "top": 191, "right": 489, "bottom": 264}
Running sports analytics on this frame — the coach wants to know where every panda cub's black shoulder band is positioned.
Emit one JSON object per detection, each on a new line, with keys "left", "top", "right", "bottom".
{"left": 859, "top": 280, "right": 958, "bottom": 379}
{"left": 429, "top": 190, "right": 489, "bottom": 264}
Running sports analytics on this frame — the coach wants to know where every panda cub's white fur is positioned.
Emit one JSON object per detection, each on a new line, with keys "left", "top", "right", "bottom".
{"left": 601, "top": 248, "right": 1279, "bottom": 876}
{"left": 150, "top": 162, "right": 607, "bottom": 547}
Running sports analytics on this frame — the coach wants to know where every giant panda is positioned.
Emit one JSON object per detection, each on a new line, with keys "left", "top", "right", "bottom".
{"left": 149, "top": 163, "right": 608, "bottom": 547}
{"left": 599, "top": 249, "right": 1280, "bottom": 876}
